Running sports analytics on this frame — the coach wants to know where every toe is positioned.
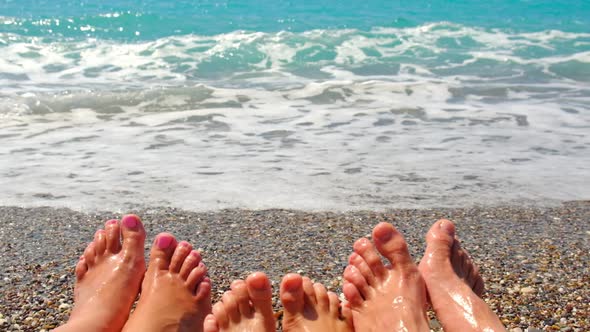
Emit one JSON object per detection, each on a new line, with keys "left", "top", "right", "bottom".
{"left": 302, "top": 277, "right": 317, "bottom": 306}
{"left": 94, "top": 229, "right": 107, "bottom": 255}
{"left": 104, "top": 219, "right": 121, "bottom": 253}
{"left": 473, "top": 276, "right": 485, "bottom": 297}
{"left": 373, "top": 222, "right": 414, "bottom": 269}
{"left": 280, "top": 273, "right": 304, "bottom": 315}
{"left": 75, "top": 256, "right": 88, "bottom": 280}
{"left": 180, "top": 250, "right": 202, "bottom": 279}
{"left": 424, "top": 219, "right": 456, "bottom": 264}
{"left": 211, "top": 302, "right": 230, "bottom": 328}
{"left": 221, "top": 291, "right": 240, "bottom": 322}
{"left": 186, "top": 261, "right": 208, "bottom": 293}
{"left": 246, "top": 272, "right": 274, "bottom": 314}
{"left": 203, "top": 314, "right": 219, "bottom": 332}
{"left": 327, "top": 291, "right": 340, "bottom": 316}
{"left": 169, "top": 241, "right": 192, "bottom": 273}
{"left": 196, "top": 277, "right": 213, "bottom": 305}
{"left": 342, "top": 281, "right": 363, "bottom": 307}
{"left": 231, "top": 280, "right": 254, "bottom": 317}
{"left": 120, "top": 214, "right": 147, "bottom": 261}
{"left": 349, "top": 252, "right": 376, "bottom": 286}
{"left": 313, "top": 283, "right": 330, "bottom": 310}
{"left": 353, "top": 237, "right": 386, "bottom": 278}
{"left": 149, "top": 233, "right": 178, "bottom": 270}
{"left": 343, "top": 265, "right": 371, "bottom": 299}
{"left": 83, "top": 242, "right": 96, "bottom": 267}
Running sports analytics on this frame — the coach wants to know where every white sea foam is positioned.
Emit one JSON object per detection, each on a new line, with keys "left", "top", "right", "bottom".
{"left": 0, "top": 23, "right": 589, "bottom": 211}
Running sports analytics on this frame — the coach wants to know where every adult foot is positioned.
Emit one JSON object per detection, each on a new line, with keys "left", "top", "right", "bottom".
{"left": 343, "top": 222, "right": 430, "bottom": 332}
{"left": 55, "top": 215, "right": 147, "bottom": 332}
{"left": 418, "top": 219, "right": 505, "bottom": 331}
{"left": 203, "top": 272, "right": 276, "bottom": 332}
{"left": 280, "top": 273, "right": 352, "bottom": 332}
{"left": 123, "top": 233, "right": 212, "bottom": 332}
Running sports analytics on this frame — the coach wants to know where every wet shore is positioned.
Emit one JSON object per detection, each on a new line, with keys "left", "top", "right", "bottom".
{"left": 0, "top": 202, "right": 588, "bottom": 331}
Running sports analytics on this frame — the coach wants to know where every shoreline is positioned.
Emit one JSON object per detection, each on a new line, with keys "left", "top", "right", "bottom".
{"left": 1, "top": 201, "right": 588, "bottom": 331}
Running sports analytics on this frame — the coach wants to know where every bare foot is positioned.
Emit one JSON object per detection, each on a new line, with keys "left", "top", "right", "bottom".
{"left": 343, "top": 222, "right": 430, "bottom": 332}
{"left": 123, "top": 233, "right": 212, "bottom": 332}
{"left": 203, "top": 272, "right": 276, "bottom": 332}
{"left": 55, "top": 215, "right": 147, "bottom": 332}
{"left": 418, "top": 219, "right": 506, "bottom": 331}
{"left": 280, "top": 273, "right": 352, "bottom": 332}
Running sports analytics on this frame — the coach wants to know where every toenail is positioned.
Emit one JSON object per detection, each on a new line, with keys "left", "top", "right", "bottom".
{"left": 375, "top": 228, "right": 392, "bottom": 242}
{"left": 157, "top": 235, "right": 173, "bottom": 249}
{"left": 122, "top": 215, "right": 138, "bottom": 228}
{"left": 440, "top": 220, "right": 455, "bottom": 235}
{"left": 106, "top": 219, "right": 118, "bottom": 225}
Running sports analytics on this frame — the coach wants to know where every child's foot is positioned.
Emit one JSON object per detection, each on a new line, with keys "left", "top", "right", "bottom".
{"left": 280, "top": 273, "right": 352, "bottom": 332}
{"left": 418, "top": 219, "right": 506, "bottom": 331}
{"left": 55, "top": 215, "right": 147, "bottom": 332}
{"left": 343, "top": 222, "right": 430, "bottom": 332}
{"left": 203, "top": 272, "right": 276, "bottom": 332}
{"left": 123, "top": 233, "right": 212, "bottom": 332}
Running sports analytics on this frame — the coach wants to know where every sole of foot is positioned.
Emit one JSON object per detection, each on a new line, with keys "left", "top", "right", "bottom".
{"left": 343, "top": 222, "right": 430, "bottom": 332}
{"left": 418, "top": 219, "right": 506, "bottom": 332}
{"left": 203, "top": 272, "right": 276, "bottom": 332}
{"left": 123, "top": 233, "right": 212, "bottom": 332}
{"left": 55, "top": 215, "right": 147, "bottom": 332}
{"left": 280, "top": 273, "right": 352, "bottom": 332}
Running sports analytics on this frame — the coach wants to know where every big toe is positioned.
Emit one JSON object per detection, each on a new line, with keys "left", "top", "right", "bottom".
{"left": 149, "top": 232, "right": 178, "bottom": 270}
{"left": 120, "top": 214, "right": 147, "bottom": 260}
{"left": 280, "top": 273, "right": 305, "bottom": 314}
{"left": 372, "top": 222, "right": 413, "bottom": 268}
{"left": 423, "top": 219, "right": 456, "bottom": 264}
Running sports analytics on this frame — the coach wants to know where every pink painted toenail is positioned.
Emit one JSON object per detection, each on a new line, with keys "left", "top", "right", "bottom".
{"left": 106, "top": 219, "right": 118, "bottom": 225}
{"left": 157, "top": 235, "right": 173, "bottom": 249}
{"left": 122, "top": 215, "right": 138, "bottom": 228}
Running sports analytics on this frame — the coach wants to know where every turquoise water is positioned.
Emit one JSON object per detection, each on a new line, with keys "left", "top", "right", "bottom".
{"left": 0, "top": 1, "right": 589, "bottom": 210}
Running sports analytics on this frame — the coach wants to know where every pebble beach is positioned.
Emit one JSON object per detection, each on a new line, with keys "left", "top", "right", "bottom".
{"left": 0, "top": 201, "right": 588, "bottom": 331}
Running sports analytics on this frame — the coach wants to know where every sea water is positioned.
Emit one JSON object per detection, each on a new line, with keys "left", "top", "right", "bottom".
{"left": 1, "top": 1, "right": 589, "bottom": 211}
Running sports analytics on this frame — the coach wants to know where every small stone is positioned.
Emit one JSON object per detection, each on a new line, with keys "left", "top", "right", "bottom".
{"left": 520, "top": 286, "right": 535, "bottom": 295}
{"left": 59, "top": 303, "right": 71, "bottom": 310}
{"left": 429, "top": 319, "right": 442, "bottom": 329}
{"left": 510, "top": 328, "right": 523, "bottom": 332}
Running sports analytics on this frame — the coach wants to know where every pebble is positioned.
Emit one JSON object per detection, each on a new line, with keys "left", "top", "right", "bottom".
{"left": 1, "top": 203, "right": 589, "bottom": 331}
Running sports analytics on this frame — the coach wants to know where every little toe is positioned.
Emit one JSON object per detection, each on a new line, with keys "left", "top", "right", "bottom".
{"left": 83, "top": 242, "right": 96, "bottom": 266}
{"left": 169, "top": 241, "right": 192, "bottom": 273}
{"left": 75, "top": 256, "right": 88, "bottom": 280}
{"left": 94, "top": 229, "right": 107, "bottom": 255}
{"left": 246, "top": 272, "right": 274, "bottom": 314}
{"left": 105, "top": 219, "right": 121, "bottom": 253}
{"left": 231, "top": 280, "right": 254, "bottom": 317}
{"left": 313, "top": 282, "right": 330, "bottom": 310}
{"left": 280, "top": 273, "right": 305, "bottom": 314}
{"left": 196, "top": 277, "right": 213, "bottom": 303}
{"left": 353, "top": 237, "right": 386, "bottom": 277}
{"left": 372, "top": 222, "right": 414, "bottom": 269}
{"left": 327, "top": 291, "right": 340, "bottom": 316}
{"left": 203, "top": 314, "right": 219, "bottom": 332}
{"left": 180, "top": 250, "right": 202, "bottom": 279}
{"left": 149, "top": 233, "right": 178, "bottom": 270}
{"left": 186, "top": 262, "right": 208, "bottom": 293}
{"left": 120, "top": 214, "right": 147, "bottom": 261}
